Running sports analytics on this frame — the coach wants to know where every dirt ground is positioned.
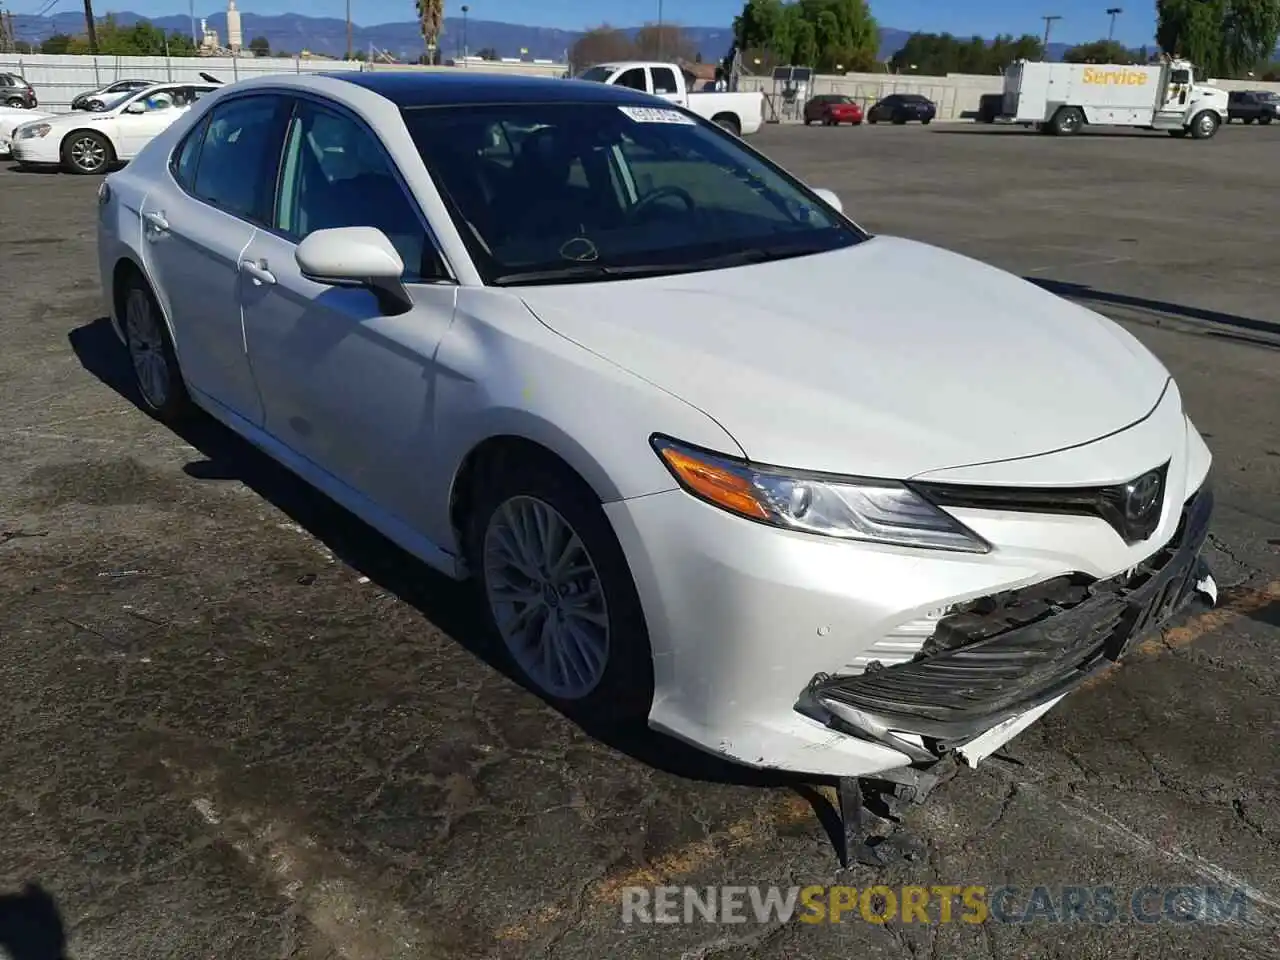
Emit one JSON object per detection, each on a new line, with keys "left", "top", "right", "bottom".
{"left": 1, "top": 121, "right": 1278, "bottom": 960}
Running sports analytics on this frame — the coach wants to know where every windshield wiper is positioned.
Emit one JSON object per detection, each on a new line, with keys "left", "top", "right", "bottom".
{"left": 493, "top": 245, "right": 831, "bottom": 286}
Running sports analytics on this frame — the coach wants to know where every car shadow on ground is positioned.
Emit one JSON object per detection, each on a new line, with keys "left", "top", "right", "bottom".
{"left": 67, "top": 316, "right": 857, "bottom": 832}
{"left": 931, "top": 126, "right": 1186, "bottom": 139}
{"left": 1029, "top": 277, "right": 1280, "bottom": 347}
{"left": 0, "top": 884, "right": 68, "bottom": 960}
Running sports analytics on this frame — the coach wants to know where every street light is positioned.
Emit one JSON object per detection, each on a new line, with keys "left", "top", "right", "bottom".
{"left": 461, "top": 4, "right": 468, "bottom": 62}
{"left": 1106, "top": 7, "right": 1123, "bottom": 42}
{"left": 1041, "top": 14, "right": 1062, "bottom": 57}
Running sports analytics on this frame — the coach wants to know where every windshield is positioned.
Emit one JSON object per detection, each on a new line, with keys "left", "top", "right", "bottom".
{"left": 402, "top": 102, "right": 865, "bottom": 286}
{"left": 575, "top": 66, "right": 615, "bottom": 83}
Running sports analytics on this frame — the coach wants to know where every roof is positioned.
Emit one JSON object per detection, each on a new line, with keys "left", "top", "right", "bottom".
{"left": 323, "top": 70, "right": 658, "bottom": 108}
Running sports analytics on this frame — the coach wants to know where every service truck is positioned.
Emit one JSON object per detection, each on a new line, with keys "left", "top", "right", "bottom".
{"left": 575, "top": 61, "right": 765, "bottom": 137}
{"left": 998, "top": 58, "right": 1228, "bottom": 139}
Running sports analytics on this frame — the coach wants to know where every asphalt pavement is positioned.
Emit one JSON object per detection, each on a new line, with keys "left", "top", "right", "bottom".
{"left": 1, "top": 121, "right": 1278, "bottom": 960}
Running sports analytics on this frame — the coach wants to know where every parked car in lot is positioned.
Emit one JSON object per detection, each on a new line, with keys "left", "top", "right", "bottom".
{"left": 867, "top": 93, "right": 937, "bottom": 124}
{"left": 575, "top": 60, "right": 764, "bottom": 136}
{"left": 0, "top": 104, "right": 52, "bottom": 157}
{"left": 1226, "top": 89, "right": 1280, "bottom": 124}
{"left": 803, "top": 94, "right": 864, "bottom": 126}
{"left": 98, "top": 70, "right": 1215, "bottom": 788}
{"left": 71, "top": 78, "right": 154, "bottom": 112}
{"left": 0, "top": 72, "right": 37, "bottom": 108}
{"left": 10, "top": 82, "right": 216, "bottom": 173}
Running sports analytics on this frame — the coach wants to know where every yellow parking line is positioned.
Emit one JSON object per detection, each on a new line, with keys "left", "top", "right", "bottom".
{"left": 492, "top": 580, "right": 1279, "bottom": 943}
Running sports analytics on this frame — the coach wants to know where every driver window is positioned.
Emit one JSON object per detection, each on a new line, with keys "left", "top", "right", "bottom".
{"left": 614, "top": 68, "right": 648, "bottom": 91}
{"left": 275, "top": 99, "right": 445, "bottom": 282}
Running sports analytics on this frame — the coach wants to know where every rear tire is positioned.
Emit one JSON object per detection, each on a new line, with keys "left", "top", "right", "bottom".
{"left": 711, "top": 113, "right": 741, "bottom": 137}
{"left": 1049, "top": 106, "right": 1084, "bottom": 136}
{"left": 120, "top": 273, "right": 192, "bottom": 424}
{"left": 1260, "top": 114, "right": 1273, "bottom": 125}
{"left": 467, "top": 452, "right": 655, "bottom": 727}
{"left": 1244, "top": 116, "right": 1256, "bottom": 125}
{"left": 922, "top": 117, "right": 932, "bottom": 125}
{"left": 4, "top": 97, "right": 24, "bottom": 108}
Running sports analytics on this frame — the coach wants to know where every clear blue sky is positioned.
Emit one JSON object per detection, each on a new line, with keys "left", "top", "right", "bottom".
{"left": 28, "top": 0, "right": 1161, "bottom": 46}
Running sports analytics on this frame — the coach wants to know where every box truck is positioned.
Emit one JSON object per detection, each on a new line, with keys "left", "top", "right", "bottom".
{"left": 999, "top": 58, "right": 1228, "bottom": 139}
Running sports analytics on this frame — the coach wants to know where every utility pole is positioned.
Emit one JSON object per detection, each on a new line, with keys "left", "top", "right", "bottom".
{"left": 189, "top": 0, "right": 196, "bottom": 45}
{"left": 346, "top": 0, "right": 352, "bottom": 60}
{"left": 1106, "top": 7, "right": 1122, "bottom": 42}
{"left": 656, "top": 0, "right": 664, "bottom": 60}
{"left": 1040, "top": 14, "right": 1061, "bottom": 58}
{"left": 83, "top": 0, "right": 98, "bottom": 54}
{"left": 461, "top": 4, "right": 468, "bottom": 61}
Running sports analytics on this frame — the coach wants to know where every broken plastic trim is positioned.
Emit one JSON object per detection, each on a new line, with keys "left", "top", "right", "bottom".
{"left": 802, "top": 483, "right": 1214, "bottom": 758}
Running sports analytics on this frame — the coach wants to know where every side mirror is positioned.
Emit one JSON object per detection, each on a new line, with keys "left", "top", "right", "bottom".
{"left": 812, "top": 187, "right": 843, "bottom": 214}
{"left": 124, "top": 101, "right": 146, "bottom": 114}
{"left": 296, "top": 226, "right": 412, "bottom": 315}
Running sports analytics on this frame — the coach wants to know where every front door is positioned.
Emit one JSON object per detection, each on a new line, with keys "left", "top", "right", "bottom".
{"left": 139, "top": 92, "right": 292, "bottom": 425}
{"left": 239, "top": 97, "right": 458, "bottom": 522}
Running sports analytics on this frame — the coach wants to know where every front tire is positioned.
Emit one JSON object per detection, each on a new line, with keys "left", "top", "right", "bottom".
{"left": 61, "top": 130, "right": 113, "bottom": 174}
{"left": 121, "top": 274, "right": 192, "bottom": 423}
{"left": 468, "top": 453, "right": 654, "bottom": 725}
{"left": 1189, "top": 110, "right": 1219, "bottom": 140}
{"left": 1261, "top": 114, "right": 1274, "bottom": 125}
{"left": 4, "top": 97, "right": 24, "bottom": 108}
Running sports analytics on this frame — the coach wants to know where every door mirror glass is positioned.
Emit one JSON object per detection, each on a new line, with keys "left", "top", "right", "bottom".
{"left": 812, "top": 187, "right": 843, "bottom": 213}
{"left": 124, "top": 101, "right": 146, "bottom": 114}
{"left": 296, "top": 226, "right": 412, "bottom": 315}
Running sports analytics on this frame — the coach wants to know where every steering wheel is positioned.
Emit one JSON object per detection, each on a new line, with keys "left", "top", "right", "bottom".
{"left": 627, "top": 185, "right": 697, "bottom": 220}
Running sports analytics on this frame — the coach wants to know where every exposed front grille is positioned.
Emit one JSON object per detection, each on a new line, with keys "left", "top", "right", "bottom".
{"left": 912, "top": 460, "right": 1171, "bottom": 545}
{"left": 806, "top": 483, "right": 1213, "bottom": 752}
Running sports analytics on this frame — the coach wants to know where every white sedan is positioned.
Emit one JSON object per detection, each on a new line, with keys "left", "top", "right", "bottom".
{"left": 11, "top": 81, "right": 216, "bottom": 173}
{"left": 97, "top": 72, "right": 1216, "bottom": 794}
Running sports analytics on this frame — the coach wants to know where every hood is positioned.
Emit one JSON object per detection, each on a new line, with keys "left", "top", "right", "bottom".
{"left": 518, "top": 236, "right": 1171, "bottom": 480}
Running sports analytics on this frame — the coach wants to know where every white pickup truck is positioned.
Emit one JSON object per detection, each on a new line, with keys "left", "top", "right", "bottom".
{"left": 575, "top": 61, "right": 765, "bottom": 137}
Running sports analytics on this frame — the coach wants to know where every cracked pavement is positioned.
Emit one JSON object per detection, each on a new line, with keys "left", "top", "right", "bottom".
{"left": 2, "top": 122, "right": 1279, "bottom": 959}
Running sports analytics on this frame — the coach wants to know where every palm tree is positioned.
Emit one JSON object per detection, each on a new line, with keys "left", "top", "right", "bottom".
{"left": 415, "top": 0, "right": 443, "bottom": 62}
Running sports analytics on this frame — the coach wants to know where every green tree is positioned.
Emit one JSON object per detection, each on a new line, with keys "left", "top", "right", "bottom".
{"left": 40, "top": 32, "right": 73, "bottom": 53}
{"left": 729, "top": 0, "right": 876, "bottom": 69}
{"left": 890, "top": 31, "right": 1044, "bottom": 75}
{"left": 1063, "top": 39, "right": 1142, "bottom": 63}
{"left": 248, "top": 35, "right": 270, "bottom": 56}
{"left": 1157, "top": 0, "right": 1280, "bottom": 77}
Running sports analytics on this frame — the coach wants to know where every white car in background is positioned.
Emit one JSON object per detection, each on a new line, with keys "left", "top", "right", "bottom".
{"left": 0, "top": 104, "right": 52, "bottom": 158}
{"left": 96, "top": 71, "right": 1215, "bottom": 801}
{"left": 10, "top": 82, "right": 217, "bottom": 173}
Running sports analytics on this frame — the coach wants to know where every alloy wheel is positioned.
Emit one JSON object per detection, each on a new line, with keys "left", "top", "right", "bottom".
{"left": 70, "top": 135, "right": 107, "bottom": 172}
{"left": 124, "top": 287, "right": 169, "bottom": 409}
{"left": 482, "top": 495, "right": 610, "bottom": 700}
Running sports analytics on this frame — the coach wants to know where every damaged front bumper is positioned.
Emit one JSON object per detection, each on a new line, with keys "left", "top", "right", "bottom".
{"left": 801, "top": 484, "right": 1215, "bottom": 765}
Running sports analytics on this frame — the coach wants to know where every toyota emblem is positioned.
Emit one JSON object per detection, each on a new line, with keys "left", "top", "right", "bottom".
{"left": 1123, "top": 471, "right": 1162, "bottom": 522}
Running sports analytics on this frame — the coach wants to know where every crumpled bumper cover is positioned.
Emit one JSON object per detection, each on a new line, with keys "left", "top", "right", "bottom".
{"left": 804, "top": 483, "right": 1214, "bottom": 760}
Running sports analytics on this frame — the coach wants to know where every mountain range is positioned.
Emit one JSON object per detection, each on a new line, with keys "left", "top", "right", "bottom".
{"left": 9, "top": 11, "right": 1072, "bottom": 64}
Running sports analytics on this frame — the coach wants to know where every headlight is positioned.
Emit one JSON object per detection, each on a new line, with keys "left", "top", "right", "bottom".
{"left": 17, "top": 123, "right": 51, "bottom": 139}
{"left": 651, "top": 436, "right": 991, "bottom": 554}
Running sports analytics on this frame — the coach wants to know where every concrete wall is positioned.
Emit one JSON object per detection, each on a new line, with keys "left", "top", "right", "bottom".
{"left": 738, "top": 69, "right": 1280, "bottom": 122}
{"left": 0, "top": 53, "right": 566, "bottom": 112}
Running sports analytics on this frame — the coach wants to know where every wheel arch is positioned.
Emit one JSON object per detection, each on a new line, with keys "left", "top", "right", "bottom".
{"left": 110, "top": 253, "right": 180, "bottom": 352}
{"left": 710, "top": 111, "right": 741, "bottom": 134}
{"left": 447, "top": 423, "right": 629, "bottom": 569}
{"left": 60, "top": 126, "right": 117, "bottom": 166}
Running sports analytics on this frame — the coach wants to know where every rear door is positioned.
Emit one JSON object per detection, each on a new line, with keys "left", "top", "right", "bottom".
{"left": 139, "top": 92, "right": 292, "bottom": 425}
{"left": 648, "top": 65, "right": 685, "bottom": 105}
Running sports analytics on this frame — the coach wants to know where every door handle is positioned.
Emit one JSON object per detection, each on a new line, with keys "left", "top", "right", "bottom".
{"left": 143, "top": 210, "right": 169, "bottom": 234}
{"left": 240, "top": 258, "right": 276, "bottom": 286}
